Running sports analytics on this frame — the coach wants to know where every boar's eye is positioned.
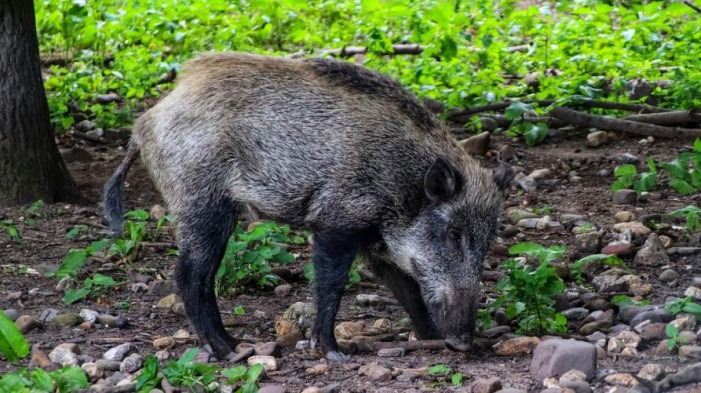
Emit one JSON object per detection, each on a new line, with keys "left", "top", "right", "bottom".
{"left": 446, "top": 228, "right": 462, "bottom": 250}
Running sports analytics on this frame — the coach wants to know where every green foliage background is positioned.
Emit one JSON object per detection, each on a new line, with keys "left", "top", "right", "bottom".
{"left": 35, "top": 0, "right": 701, "bottom": 132}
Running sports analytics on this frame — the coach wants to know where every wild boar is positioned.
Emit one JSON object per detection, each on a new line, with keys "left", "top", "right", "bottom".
{"left": 103, "top": 52, "right": 511, "bottom": 362}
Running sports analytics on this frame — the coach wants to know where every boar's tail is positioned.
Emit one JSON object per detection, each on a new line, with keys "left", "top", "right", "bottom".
{"left": 103, "top": 142, "right": 140, "bottom": 239}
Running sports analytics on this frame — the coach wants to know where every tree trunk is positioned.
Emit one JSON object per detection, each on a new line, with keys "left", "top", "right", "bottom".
{"left": 0, "top": 0, "right": 80, "bottom": 206}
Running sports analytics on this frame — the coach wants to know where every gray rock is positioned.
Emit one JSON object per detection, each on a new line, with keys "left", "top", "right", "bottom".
{"left": 574, "top": 231, "right": 602, "bottom": 253}
{"left": 119, "top": 353, "right": 143, "bottom": 373}
{"left": 82, "top": 362, "right": 103, "bottom": 380}
{"left": 667, "top": 362, "right": 701, "bottom": 386}
{"left": 562, "top": 308, "right": 589, "bottom": 321}
{"left": 95, "top": 359, "right": 121, "bottom": 371}
{"left": 282, "top": 302, "right": 317, "bottom": 330}
{"left": 274, "top": 284, "right": 292, "bottom": 297}
{"left": 629, "top": 311, "right": 662, "bottom": 328}
{"left": 80, "top": 309, "right": 99, "bottom": 323}
{"left": 74, "top": 119, "right": 95, "bottom": 132}
{"left": 50, "top": 313, "right": 83, "bottom": 328}
{"left": 587, "top": 131, "right": 610, "bottom": 148}
{"left": 640, "top": 323, "right": 667, "bottom": 341}
{"left": 618, "top": 153, "right": 640, "bottom": 164}
{"left": 619, "top": 305, "right": 653, "bottom": 324}
{"left": 254, "top": 342, "right": 281, "bottom": 357}
{"left": 561, "top": 381, "right": 592, "bottom": 393}
{"left": 103, "top": 343, "right": 137, "bottom": 362}
{"left": 470, "top": 377, "right": 501, "bottom": 393}
{"left": 506, "top": 209, "right": 539, "bottom": 224}
{"left": 633, "top": 234, "right": 670, "bottom": 267}
{"left": 49, "top": 343, "right": 80, "bottom": 366}
{"left": 258, "top": 386, "right": 286, "bottom": 393}
{"left": 494, "top": 390, "right": 528, "bottom": 393}
{"left": 459, "top": 131, "right": 491, "bottom": 156}
{"left": 482, "top": 326, "right": 512, "bottom": 338}
{"left": 658, "top": 269, "right": 678, "bottom": 283}
{"left": 39, "top": 308, "right": 59, "bottom": 323}
{"left": 321, "top": 383, "right": 341, "bottom": 393}
{"left": 678, "top": 345, "right": 701, "bottom": 359}
{"left": 592, "top": 275, "right": 628, "bottom": 293}
{"left": 612, "top": 189, "right": 637, "bottom": 205}
{"left": 3, "top": 309, "right": 19, "bottom": 321}
{"left": 104, "top": 128, "right": 131, "bottom": 141}
{"left": 514, "top": 172, "right": 537, "bottom": 192}
{"left": 358, "top": 363, "right": 391, "bottom": 382}
{"left": 530, "top": 339, "right": 597, "bottom": 381}
{"left": 60, "top": 147, "right": 93, "bottom": 163}
{"left": 148, "top": 280, "right": 177, "bottom": 296}
{"left": 86, "top": 128, "right": 104, "bottom": 139}
{"left": 96, "top": 93, "right": 120, "bottom": 104}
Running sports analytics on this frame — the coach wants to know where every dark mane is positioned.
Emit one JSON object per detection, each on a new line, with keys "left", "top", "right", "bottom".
{"left": 303, "top": 57, "right": 437, "bottom": 132}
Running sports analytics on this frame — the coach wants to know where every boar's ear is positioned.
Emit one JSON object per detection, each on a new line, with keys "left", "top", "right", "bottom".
{"left": 425, "top": 157, "right": 463, "bottom": 204}
{"left": 492, "top": 160, "right": 516, "bottom": 190}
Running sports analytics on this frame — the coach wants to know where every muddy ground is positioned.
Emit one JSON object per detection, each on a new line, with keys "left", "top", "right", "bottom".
{"left": 1, "top": 130, "right": 700, "bottom": 393}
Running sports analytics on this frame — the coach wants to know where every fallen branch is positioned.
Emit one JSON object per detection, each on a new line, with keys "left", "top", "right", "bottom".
{"left": 447, "top": 99, "right": 672, "bottom": 122}
{"left": 290, "top": 43, "right": 529, "bottom": 59}
{"left": 623, "top": 110, "right": 701, "bottom": 126}
{"left": 684, "top": 0, "right": 701, "bottom": 14}
{"left": 550, "top": 106, "right": 701, "bottom": 139}
{"left": 352, "top": 338, "right": 499, "bottom": 353}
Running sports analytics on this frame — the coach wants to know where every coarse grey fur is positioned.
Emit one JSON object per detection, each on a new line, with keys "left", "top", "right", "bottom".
{"left": 103, "top": 52, "right": 510, "bottom": 361}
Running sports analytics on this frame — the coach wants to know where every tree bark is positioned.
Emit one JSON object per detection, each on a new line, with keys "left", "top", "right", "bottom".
{"left": 0, "top": 0, "right": 80, "bottom": 206}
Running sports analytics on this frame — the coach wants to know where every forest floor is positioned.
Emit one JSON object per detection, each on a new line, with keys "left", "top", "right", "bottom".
{"left": 1, "top": 129, "right": 701, "bottom": 393}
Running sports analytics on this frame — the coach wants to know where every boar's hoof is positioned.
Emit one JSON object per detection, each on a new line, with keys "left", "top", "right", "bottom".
{"left": 203, "top": 344, "right": 236, "bottom": 361}
{"left": 444, "top": 336, "right": 472, "bottom": 352}
{"left": 326, "top": 351, "right": 351, "bottom": 363}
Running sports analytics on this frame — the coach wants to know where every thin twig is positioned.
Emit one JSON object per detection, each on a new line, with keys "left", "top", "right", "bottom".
{"left": 684, "top": 0, "right": 701, "bottom": 14}
{"left": 623, "top": 110, "right": 701, "bottom": 126}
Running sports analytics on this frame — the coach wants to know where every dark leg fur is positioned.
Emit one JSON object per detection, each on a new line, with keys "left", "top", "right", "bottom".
{"left": 309, "top": 231, "right": 363, "bottom": 362}
{"left": 175, "top": 195, "right": 238, "bottom": 360}
{"left": 370, "top": 260, "right": 440, "bottom": 339}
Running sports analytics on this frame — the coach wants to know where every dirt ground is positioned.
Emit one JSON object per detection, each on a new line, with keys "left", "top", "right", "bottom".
{"left": 1, "top": 130, "right": 700, "bottom": 392}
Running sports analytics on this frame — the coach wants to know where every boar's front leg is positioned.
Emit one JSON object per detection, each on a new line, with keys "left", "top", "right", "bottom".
{"left": 175, "top": 196, "right": 238, "bottom": 360}
{"left": 370, "top": 260, "right": 440, "bottom": 340}
{"left": 309, "top": 231, "right": 358, "bottom": 362}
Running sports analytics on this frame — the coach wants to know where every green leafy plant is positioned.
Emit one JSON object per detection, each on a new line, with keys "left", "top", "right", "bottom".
{"left": 63, "top": 273, "right": 118, "bottom": 305}
{"left": 660, "top": 139, "right": 701, "bottom": 195}
{"left": 667, "top": 205, "right": 701, "bottom": 231}
{"left": 65, "top": 224, "right": 88, "bottom": 239}
{"left": 220, "top": 363, "right": 264, "bottom": 393}
{"left": 25, "top": 200, "right": 45, "bottom": 226}
{"left": 611, "top": 158, "right": 657, "bottom": 194}
{"left": 0, "top": 312, "right": 29, "bottom": 363}
{"left": 162, "top": 348, "right": 218, "bottom": 391}
{"left": 50, "top": 239, "right": 110, "bottom": 279}
{"left": 427, "top": 364, "right": 464, "bottom": 388}
{"left": 0, "top": 366, "right": 89, "bottom": 393}
{"left": 666, "top": 323, "right": 679, "bottom": 351}
{"left": 490, "top": 243, "right": 568, "bottom": 334}
{"left": 611, "top": 295, "right": 650, "bottom": 307}
{"left": 0, "top": 220, "right": 21, "bottom": 242}
{"left": 571, "top": 253, "right": 629, "bottom": 283}
{"left": 664, "top": 297, "right": 701, "bottom": 320}
{"left": 303, "top": 259, "right": 365, "bottom": 290}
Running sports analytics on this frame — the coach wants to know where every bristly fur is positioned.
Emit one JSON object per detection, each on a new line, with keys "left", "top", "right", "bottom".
{"left": 103, "top": 52, "right": 506, "bottom": 360}
{"left": 102, "top": 142, "right": 140, "bottom": 239}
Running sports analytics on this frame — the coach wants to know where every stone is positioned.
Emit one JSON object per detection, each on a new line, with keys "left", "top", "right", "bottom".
{"left": 637, "top": 364, "right": 665, "bottom": 381}
{"left": 614, "top": 211, "right": 635, "bottom": 223}
{"left": 377, "top": 347, "right": 405, "bottom": 357}
{"left": 275, "top": 318, "right": 298, "bottom": 337}
{"left": 15, "top": 315, "right": 42, "bottom": 334}
{"left": 619, "top": 305, "right": 653, "bottom": 324}
{"left": 373, "top": 318, "right": 392, "bottom": 331}
{"left": 49, "top": 343, "right": 80, "bottom": 366}
{"left": 560, "top": 381, "right": 592, "bottom": 393}
{"left": 255, "top": 342, "right": 281, "bottom": 357}
{"left": 276, "top": 331, "right": 303, "bottom": 348}
{"left": 80, "top": 309, "right": 99, "bottom": 323}
{"left": 607, "top": 331, "right": 640, "bottom": 354}
{"left": 678, "top": 330, "right": 698, "bottom": 345}
{"left": 685, "top": 286, "right": 701, "bottom": 300}
{"left": 495, "top": 390, "right": 528, "bottom": 393}
{"left": 658, "top": 269, "right": 678, "bottom": 283}
{"left": 97, "top": 314, "right": 120, "bottom": 327}
{"left": 148, "top": 280, "right": 177, "bottom": 296}
{"left": 153, "top": 337, "right": 175, "bottom": 350}
{"left": 282, "top": 302, "right": 317, "bottom": 330}
{"left": 612, "top": 190, "right": 637, "bottom": 205}
{"left": 629, "top": 311, "right": 662, "bottom": 328}
{"left": 60, "top": 147, "right": 93, "bottom": 163}
{"left": 482, "top": 326, "right": 512, "bottom": 338}
{"left": 50, "top": 313, "right": 83, "bottom": 328}
{"left": 96, "top": 359, "right": 121, "bottom": 371}
{"left": 302, "top": 388, "right": 322, "bottom": 393}
{"left": 75, "top": 119, "right": 95, "bottom": 132}
{"left": 530, "top": 339, "right": 597, "bottom": 381}
{"left": 640, "top": 323, "right": 667, "bottom": 341}
{"left": 665, "top": 362, "right": 701, "bottom": 386}
{"left": 248, "top": 355, "right": 277, "bottom": 372}
{"left": 306, "top": 363, "right": 328, "bottom": 375}
{"left": 149, "top": 205, "right": 167, "bottom": 221}
{"left": 358, "top": 363, "right": 391, "bottom": 382}
{"left": 28, "top": 349, "right": 55, "bottom": 370}
{"left": 274, "top": 284, "right": 292, "bottom": 297}
{"left": 3, "top": 309, "right": 19, "bottom": 321}
{"left": 613, "top": 222, "right": 650, "bottom": 238}
{"left": 120, "top": 353, "right": 143, "bottom": 373}
{"left": 587, "top": 131, "right": 610, "bottom": 147}
{"left": 321, "top": 383, "right": 341, "bottom": 393}
{"left": 670, "top": 315, "right": 696, "bottom": 331}
{"left": 527, "top": 168, "right": 551, "bottom": 180}
{"left": 559, "top": 369, "right": 588, "bottom": 384}
{"left": 659, "top": 235, "right": 673, "bottom": 248}
{"left": 633, "top": 234, "right": 670, "bottom": 267}
{"left": 96, "top": 93, "right": 120, "bottom": 104}
{"left": 604, "top": 373, "right": 639, "bottom": 387}
{"left": 514, "top": 172, "right": 537, "bottom": 192}
{"left": 493, "top": 336, "right": 541, "bottom": 356}
{"left": 130, "top": 283, "right": 148, "bottom": 292}
{"left": 156, "top": 294, "right": 180, "bottom": 309}
{"left": 562, "top": 308, "right": 589, "bottom": 321}
{"left": 592, "top": 275, "right": 628, "bottom": 293}
{"left": 471, "top": 377, "right": 502, "bottom": 393}
{"left": 579, "top": 321, "right": 612, "bottom": 336}
{"left": 334, "top": 321, "right": 365, "bottom": 339}
{"left": 103, "top": 343, "right": 137, "bottom": 362}
{"left": 460, "top": 131, "right": 491, "bottom": 156}
{"left": 82, "top": 362, "right": 103, "bottom": 380}
{"left": 678, "top": 345, "right": 701, "bottom": 359}
{"left": 601, "top": 242, "right": 633, "bottom": 256}
{"left": 574, "top": 232, "right": 602, "bottom": 254}
{"left": 506, "top": 209, "right": 539, "bottom": 224}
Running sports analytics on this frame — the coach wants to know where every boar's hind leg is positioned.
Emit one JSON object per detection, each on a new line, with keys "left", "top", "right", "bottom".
{"left": 371, "top": 261, "right": 440, "bottom": 339}
{"left": 175, "top": 195, "right": 238, "bottom": 360}
{"left": 309, "top": 231, "right": 359, "bottom": 362}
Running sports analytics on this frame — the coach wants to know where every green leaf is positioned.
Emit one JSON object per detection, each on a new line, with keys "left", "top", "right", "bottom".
{"left": 56, "top": 250, "right": 88, "bottom": 278}
{"left": 31, "top": 368, "right": 54, "bottom": 391}
{"left": 221, "top": 365, "right": 247, "bottom": 382}
{"left": 661, "top": 159, "right": 689, "bottom": 180}
{"left": 694, "top": 138, "right": 701, "bottom": 153}
{"left": 670, "top": 178, "right": 697, "bottom": 195}
{"left": 62, "top": 288, "right": 91, "bottom": 304}
{"left": 504, "top": 101, "right": 535, "bottom": 121}
{"left": 52, "top": 366, "right": 89, "bottom": 392}
{"left": 234, "top": 306, "right": 246, "bottom": 315}
{"left": 508, "top": 242, "right": 544, "bottom": 255}
{"left": 634, "top": 171, "right": 656, "bottom": 193}
{"left": 452, "top": 372, "right": 463, "bottom": 387}
{"left": 523, "top": 123, "right": 549, "bottom": 147}
{"left": 428, "top": 364, "right": 451, "bottom": 375}
{"left": 0, "top": 313, "right": 30, "bottom": 363}
{"left": 90, "top": 273, "right": 116, "bottom": 286}
{"left": 614, "top": 164, "right": 637, "bottom": 177}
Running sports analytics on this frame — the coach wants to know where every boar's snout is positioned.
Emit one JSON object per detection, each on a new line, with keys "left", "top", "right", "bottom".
{"left": 428, "top": 285, "right": 479, "bottom": 352}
